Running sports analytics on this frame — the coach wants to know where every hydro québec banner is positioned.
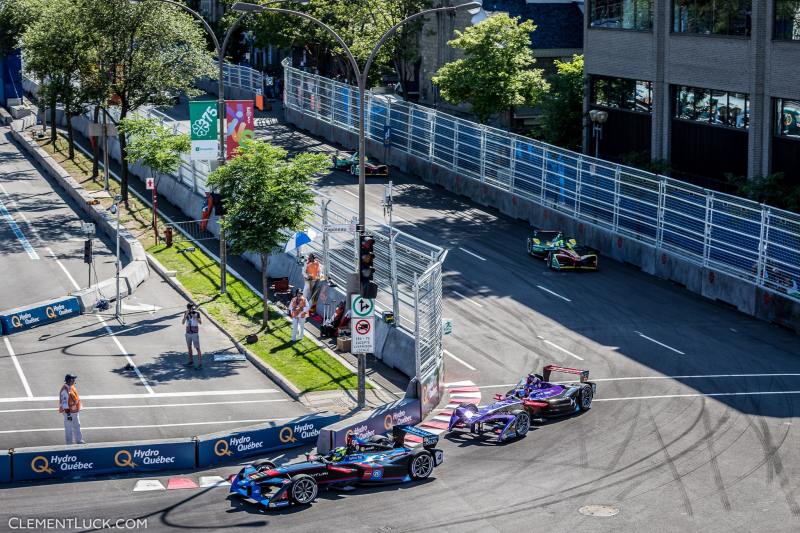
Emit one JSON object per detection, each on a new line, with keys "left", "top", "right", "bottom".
{"left": 317, "top": 398, "right": 421, "bottom": 454}
{"left": 11, "top": 439, "right": 196, "bottom": 482}
{"left": 225, "top": 99, "right": 255, "bottom": 160}
{"left": 197, "top": 413, "right": 340, "bottom": 468}
{"left": 189, "top": 100, "right": 219, "bottom": 161}
{"left": 0, "top": 296, "right": 81, "bottom": 335}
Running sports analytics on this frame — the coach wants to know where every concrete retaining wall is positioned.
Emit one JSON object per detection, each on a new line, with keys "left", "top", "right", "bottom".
{"left": 285, "top": 107, "right": 800, "bottom": 334}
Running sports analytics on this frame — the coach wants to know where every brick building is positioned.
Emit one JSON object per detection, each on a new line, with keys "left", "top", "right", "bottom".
{"left": 583, "top": 0, "right": 800, "bottom": 186}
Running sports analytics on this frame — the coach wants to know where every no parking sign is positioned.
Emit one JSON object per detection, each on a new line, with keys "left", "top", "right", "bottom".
{"left": 351, "top": 295, "right": 375, "bottom": 353}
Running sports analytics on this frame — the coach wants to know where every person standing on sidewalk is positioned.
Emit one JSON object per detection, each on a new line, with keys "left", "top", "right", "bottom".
{"left": 182, "top": 303, "right": 203, "bottom": 369}
{"left": 59, "top": 374, "right": 85, "bottom": 444}
{"left": 303, "top": 253, "right": 322, "bottom": 313}
{"left": 290, "top": 288, "right": 309, "bottom": 342}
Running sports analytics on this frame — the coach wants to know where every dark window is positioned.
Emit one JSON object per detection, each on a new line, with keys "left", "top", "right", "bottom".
{"left": 777, "top": 99, "right": 800, "bottom": 138}
{"left": 674, "top": 85, "right": 749, "bottom": 129}
{"left": 591, "top": 76, "right": 652, "bottom": 113}
{"left": 673, "top": 0, "right": 751, "bottom": 36}
{"left": 590, "top": 0, "right": 653, "bottom": 30}
{"left": 775, "top": 0, "right": 800, "bottom": 39}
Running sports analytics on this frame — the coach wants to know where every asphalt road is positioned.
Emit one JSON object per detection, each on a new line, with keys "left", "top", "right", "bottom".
{"left": 0, "top": 129, "right": 308, "bottom": 449}
{"left": 2, "top": 101, "right": 799, "bottom": 532}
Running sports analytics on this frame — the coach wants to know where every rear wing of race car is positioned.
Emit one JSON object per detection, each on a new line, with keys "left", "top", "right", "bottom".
{"left": 392, "top": 425, "right": 439, "bottom": 449}
{"left": 543, "top": 365, "right": 589, "bottom": 383}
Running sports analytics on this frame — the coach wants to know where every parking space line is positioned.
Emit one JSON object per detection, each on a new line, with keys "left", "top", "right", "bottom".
{"left": 635, "top": 331, "right": 685, "bottom": 355}
{"left": 46, "top": 247, "right": 81, "bottom": 291}
{"left": 458, "top": 247, "right": 487, "bottom": 261}
{"left": 97, "top": 315, "right": 154, "bottom": 394}
{"left": 536, "top": 285, "right": 572, "bottom": 302}
{"left": 0, "top": 195, "right": 39, "bottom": 259}
{"left": 0, "top": 398, "right": 290, "bottom": 414}
{"left": 0, "top": 417, "right": 300, "bottom": 435}
{"left": 450, "top": 290, "right": 483, "bottom": 308}
{"left": 443, "top": 349, "right": 477, "bottom": 371}
{"left": 0, "top": 389, "right": 280, "bottom": 403}
{"left": 4, "top": 337, "right": 33, "bottom": 398}
{"left": 594, "top": 390, "right": 800, "bottom": 402}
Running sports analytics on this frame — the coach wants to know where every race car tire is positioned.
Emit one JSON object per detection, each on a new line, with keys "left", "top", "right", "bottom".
{"left": 350, "top": 164, "right": 357, "bottom": 176}
{"left": 289, "top": 474, "right": 318, "bottom": 505}
{"left": 408, "top": 450, "right": 435, "bottom": 480}
{"left": 512, "top": 410, "right": 531, "bottom": 437}
{"left": 252, "top": 460, "right": 277, "bottom": 471}
{"left": 578, "top": 386, "right": 593, "bottom": 412}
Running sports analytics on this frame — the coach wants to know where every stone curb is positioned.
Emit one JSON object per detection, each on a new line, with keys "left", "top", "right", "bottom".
{"left": 146, "top": 253, "right": 302, "bottom": 401}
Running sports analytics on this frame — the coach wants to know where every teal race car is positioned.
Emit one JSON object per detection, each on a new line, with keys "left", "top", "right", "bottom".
{"left": 526, "top": 229, "right": 566, "bottom": 259}
{"left": 331, "top": 151, "right": 389, "bottom": 177}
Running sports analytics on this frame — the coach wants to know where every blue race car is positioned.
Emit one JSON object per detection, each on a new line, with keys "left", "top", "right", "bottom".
{"left": 446, "top": 397, "right": 531, "bottom": 443}
{"left": 229, "top": 425, "right": 443, "bottom": 509}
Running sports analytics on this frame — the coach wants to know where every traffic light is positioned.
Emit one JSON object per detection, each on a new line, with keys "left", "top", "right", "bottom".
{"left": 359, "top": 234, "right": 378, "bottom": 298}
{"left": 83, "top": 239, "right": 92, "bottom": 264}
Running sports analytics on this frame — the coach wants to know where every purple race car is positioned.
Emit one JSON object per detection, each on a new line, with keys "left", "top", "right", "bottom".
{"left": 498, "top": 365, "right": 596, "bottom": 420}
{"left": 447, "top": 397, "right": 531, "bottom": 443}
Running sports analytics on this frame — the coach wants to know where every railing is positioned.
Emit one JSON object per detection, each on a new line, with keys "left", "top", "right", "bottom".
{"left": 283, "top": 66, "right": 800, "bottom": 299}
{"left": 213, "top": 60, "right": 264, "bottom": 94}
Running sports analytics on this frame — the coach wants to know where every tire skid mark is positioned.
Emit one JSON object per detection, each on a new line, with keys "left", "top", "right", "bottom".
{"left": 701, "top": 400, "right": 732, "bottom": 511}
{"left": 648, "top": 404, "right": 694, "bottom": 516}
{"left": 747, "top": 414, "right": 800, "bottom": 517}
{"left": 605, "top": 400, "right": 642, "bottom": 471}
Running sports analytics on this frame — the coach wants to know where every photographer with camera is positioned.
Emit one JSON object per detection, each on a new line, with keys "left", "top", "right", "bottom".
{"left": 181, "top": 303, "right": 203, "bottom": 369}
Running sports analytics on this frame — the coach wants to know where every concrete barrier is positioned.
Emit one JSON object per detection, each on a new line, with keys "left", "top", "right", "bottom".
{"left": 196, "top": 413, "right": 340, "bottom": 468}
{"left": 316, "top": 397, "right": 421, "bottom": 454}
{"left": 0, "top": 296, "right": 81, "bottom": 335}
{"left": 0, "top": 450, "right": 10, "bottom": 483}
{"left": 10, "top": 438, "right": 196, "bottom": 482}
{"left": 285, "top": 107, "right": 800, "bottom": 334}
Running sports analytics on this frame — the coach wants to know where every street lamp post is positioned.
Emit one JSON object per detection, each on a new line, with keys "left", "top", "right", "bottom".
{"left": 133, "top": 0, "right": 303, "bottom": 294}
{"left": 109, "top": 194, "right": 124, "bottom": 324}
{"left": 589, "top": 109, "right": 608, "bottom": 159}
{"left": 233, "top": 0, "right": 486, "bottom": 409}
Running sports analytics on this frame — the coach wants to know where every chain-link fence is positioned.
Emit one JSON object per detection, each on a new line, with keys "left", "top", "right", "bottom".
{"left": 284, "top": 65, "right": 800, "bottom": 299}
{"left": 414, "top": 262, "right": 444, "bottom": 381}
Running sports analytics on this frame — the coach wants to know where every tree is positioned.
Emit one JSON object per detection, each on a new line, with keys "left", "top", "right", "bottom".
{"left": 0, "top": 0, "right": 42, "bottom": 57}
{"left": 432, "top": 13, "right": 548, "bottom": 124}
{"left": 21, "top": 0, "right": 94, "bottom": 156}
{"left": 119, "top": 117, "right": 190, "bottom": 237}
{"left": 206, "top": 140, "right": 330, "bottom": 329}
{"left": 84, "top": 0, "right": 214, "bottom": 205}
{"left": 537, "top": 54, "right": 584, "bottom": 150}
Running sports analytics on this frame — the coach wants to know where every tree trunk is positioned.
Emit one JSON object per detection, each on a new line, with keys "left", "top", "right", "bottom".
{"left": 66, "top": 111, "right": 74, "bottom": 160}
{"left": 261, "top": 252, "right": 270, "bottom": 331}
{"left": 92, "top": 105, "right": 100, "bottom": 179}
{"left": 119, "top": 101, "right": 130, "bottom": 206}
{"left": 49, "top": 92, "right": 57, "bottom": 145}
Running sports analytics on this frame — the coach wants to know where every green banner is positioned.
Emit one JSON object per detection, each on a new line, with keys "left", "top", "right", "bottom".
{"left": 189, "top": 101, "right": 219, "bottom": 161}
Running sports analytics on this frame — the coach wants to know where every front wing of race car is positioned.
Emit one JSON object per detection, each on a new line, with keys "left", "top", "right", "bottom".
{"left": 230, "top": 466, "right": 293, "bottom": 509}
{"left": 549, "top": 247, "right": 599, "bottom": 271}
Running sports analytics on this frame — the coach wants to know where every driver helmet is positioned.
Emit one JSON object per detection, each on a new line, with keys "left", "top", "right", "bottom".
{"left": 330, "top": 446, "right": 347, "bottom": 463}
{"left": 525, "top": 374, "right": 542, "bottom": 390}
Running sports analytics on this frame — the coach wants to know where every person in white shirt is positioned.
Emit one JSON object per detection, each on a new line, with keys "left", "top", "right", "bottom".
{"left": 181, "top": 303, "right": 203, "bottom": 369}
{"left": 59, "top": 374, "right": 85, "bottom": 444}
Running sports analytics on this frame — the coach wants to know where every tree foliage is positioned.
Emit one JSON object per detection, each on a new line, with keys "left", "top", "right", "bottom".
{"left": 118, "top": 117, "right": 190, "bottom": 177}
{"left": 432, "top": 13, "right": 548, "bottom": 124}
{"left": 206, "top": 140, "right": 330, "bottom": 327}
{"left": 0, "top": 0, "right": 43, "bottom": 56}
{"left": 537, "top": 54, "right": 584, "bottom": 150}
{"left": 726, "top": 172, "right": 800, "bottom": 214}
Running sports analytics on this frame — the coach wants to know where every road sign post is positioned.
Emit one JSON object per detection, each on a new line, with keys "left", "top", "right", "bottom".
{"left": 351, "top": 294, "right": 375, "bottom": 409}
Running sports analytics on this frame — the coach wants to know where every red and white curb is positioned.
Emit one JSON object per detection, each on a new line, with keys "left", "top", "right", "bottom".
{"left": 405, "top": 380, "right": 482, "bottom": 444}
{"left": 133, "top": 475, "right": 230, "bottom": 492}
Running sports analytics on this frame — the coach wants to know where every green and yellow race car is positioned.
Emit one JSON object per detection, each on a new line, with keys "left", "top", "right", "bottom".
{"left": 331, "top": 151, "right": 389, "bottom": 177}
{"left": 547, "top": 239, "right": 599, "bottom": 271}
{"left": 526, "top": 229, "right": 566, "bottom": 259}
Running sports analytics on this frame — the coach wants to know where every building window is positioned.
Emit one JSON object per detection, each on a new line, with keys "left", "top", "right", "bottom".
{"left": 674, "top": 86, "right": 749, "bottom": 129}
{"left": 673, "top": 0, "right": 751, "bottom": 36}
{"left": 777, "top": 99, "right": 800, "bottom": 138}
{"left": 775, "top": 0, "right": 800, "bottom": 39}
{"left": 591, "top": 76, "right": 653, "bottom": 113}
{"left": 590, "top": 0, "right": 653, "bottom": 30}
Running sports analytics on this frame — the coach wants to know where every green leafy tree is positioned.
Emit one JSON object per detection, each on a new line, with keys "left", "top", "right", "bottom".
{"left": 432, "top": 13, "right": 548, "bottom": 124}
{"left": 206, "top": 140, "right": 330, "bottom": 329}
{"left": 84, "top": 0, "right": 214, "bottom": 205}
{"left": 537, "top": 54, "right": 584, "bottom": 150}
{"left": 0, "top": 0, "right": 43, "bottom": 57}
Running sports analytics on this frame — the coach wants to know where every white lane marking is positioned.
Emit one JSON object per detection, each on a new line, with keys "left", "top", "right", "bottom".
{"left": 444, "top": 380, "right": 476, "bottom": 387}
{"left": 121, "top": 302, "right": 163, "bottom": 313}
{"left": 0, "top": 184, "right": 43, "bottom": 241}
{"left": 635, "top": 331, "right": 685, "bottom": 355}
{"left": 536, "top": 285, "right": 572, "bottom": 302}
{"left": 46, "top": 247, "right": 81, "bottom": 291}
{"left": 730, "top": 328, "right": 738, "bottom": 333}
{"left": 458, "top": 247, "right": 487, "bottom": 262}
{"left": 343, "top": 189, "right": 359, "bottom": 199}
{"left": 0, "top": 195, "right": 39, "bottom": 259}
{"left": 592, "top": 373, "right": 800, "bottom": 382}
{"left": 443, "top": 349, "right": 477, "bottom": 371}
{"left": 97, "top": 315, "right": 154, "bottom": 394}
{"left": 542, "top": 338, "right": 584, "bottom": 361}
{"left": 393, "top": 215, "right": 417, "bottom": 227}
{"left": 594, "top": 391, "right": 800, "bottom": 402}
{"left": 0, "top": 398, "right": 290, "bottom": 414}
{"left": 4, "top": 337, "right": 33, "bottom": 398}
{"left": 477, "top": 383, "right": 516, "bottom": 389}
{"left": 450, "top": 290, "right": 483, "bottom": 308}
{"left": 450, "top": 391, "right": 482, "bottom": 399}
{"left": 0, "top": 389, "right": 279, "bottom": 403}
{"left": 0, "top": 417, "right": 299, "bottom": 434}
